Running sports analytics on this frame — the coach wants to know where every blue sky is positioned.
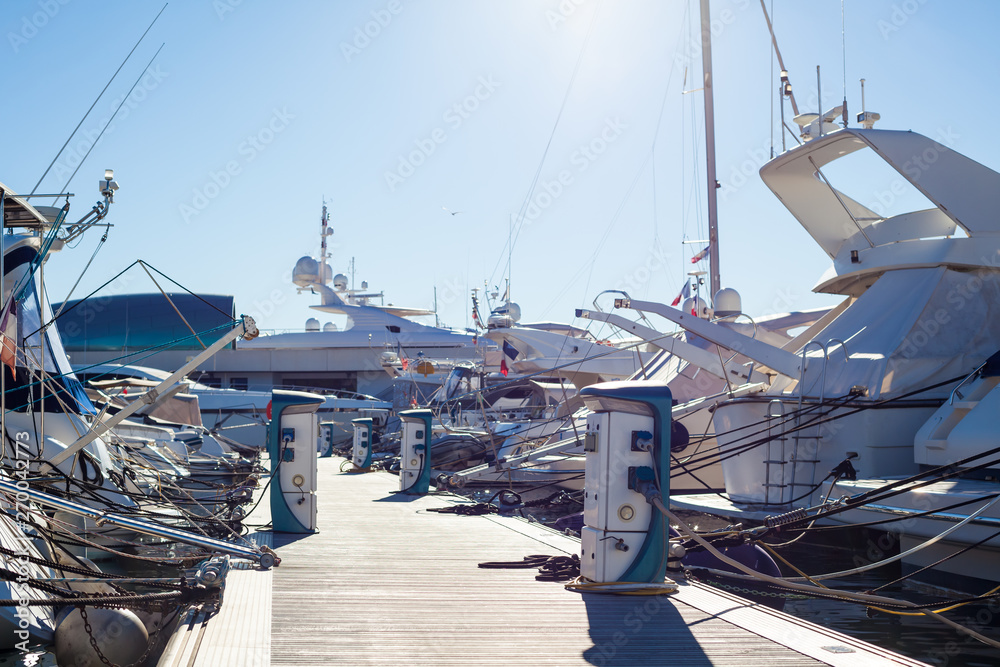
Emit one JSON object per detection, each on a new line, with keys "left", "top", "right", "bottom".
{"left": 4, "top": 0, "right": 999, "bottom": 339}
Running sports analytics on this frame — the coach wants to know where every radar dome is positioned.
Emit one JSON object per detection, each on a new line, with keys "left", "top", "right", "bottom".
{"left": 681, "top": 296, "right": 713, "bottom": 320}
{"left": 505, "top": 302, "right": 522, "bottom": 323}
{"left": 305, "top": 318, "right": 320, "bottom": 331}
{"left": 292, "top": 257, "right": 320, "bottom": 287}
{"left": 323, "top": 322, "right": 338, "bottom": 332}
{"left": 486, "top": 301, "right": 521, "bottom": 329}
{"left": 713, "top": 288, "right": 742, "bottom": 319}
{"left": 333, "top": 273, "right": 349, "bottom": 291}
{"left": 319, "top": 263, "right": 333, "bottom": 285}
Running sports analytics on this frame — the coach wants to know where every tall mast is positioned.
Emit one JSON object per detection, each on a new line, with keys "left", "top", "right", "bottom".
{"left": 700, "top": 0, "right": 721, "bottom": 301}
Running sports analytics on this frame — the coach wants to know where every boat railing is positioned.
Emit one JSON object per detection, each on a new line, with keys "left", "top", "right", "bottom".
{"left": 948, "top": 360, "right": 989, "bottom": 405}
{"left": 256, "top": 382, "right": 385, "bottom": 403}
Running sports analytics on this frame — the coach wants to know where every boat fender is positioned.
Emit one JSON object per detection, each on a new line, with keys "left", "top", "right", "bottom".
{"left": 54, "top": 606, "right": 148, "bottom": 666}
{"left": 670, "top": 420, "right": 690, "bottom": 453}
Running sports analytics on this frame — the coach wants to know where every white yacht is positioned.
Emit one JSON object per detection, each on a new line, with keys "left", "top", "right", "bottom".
{"left": 58, "top": 205, "right": 493, "bottom": 401}
{"left": 484, "top": 299, "right": 649, "bottom": 389}
{"left": 75, "top": 361, "right": 389, "bottom": 450}
{"left": 646, "top": 118, "right": 1000, "bottom": 587}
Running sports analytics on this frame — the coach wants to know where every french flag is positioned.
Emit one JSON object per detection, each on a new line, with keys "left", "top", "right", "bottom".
{"left": 690, "top": 245, "right": 710, "bottom": 264}
{"left": 670, "top": 282, "right": 690, "bottom": 307}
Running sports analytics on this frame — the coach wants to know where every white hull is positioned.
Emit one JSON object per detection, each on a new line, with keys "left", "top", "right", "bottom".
{"left": 822, "top": 478, "right": 1000, "bottom": 590}
{"left": 712, "top": 397, "right": 937, "bottom": 506}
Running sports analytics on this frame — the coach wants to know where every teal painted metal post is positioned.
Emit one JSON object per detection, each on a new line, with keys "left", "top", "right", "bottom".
{"left": 351, "top": 417, "right": 374, "bottom": 469}
{"left": 579, "top": 382, "right": 672, "bottom": 583}
{"left": 269, "top": 389, "right": 324, "bottom": 533}
{"left": 398, "top": 409, "right": 433, "bottom": 494}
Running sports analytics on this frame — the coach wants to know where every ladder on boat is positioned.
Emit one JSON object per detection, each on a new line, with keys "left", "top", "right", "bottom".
{"left": 762, "top": 340, "right": 847, "bottom": 507}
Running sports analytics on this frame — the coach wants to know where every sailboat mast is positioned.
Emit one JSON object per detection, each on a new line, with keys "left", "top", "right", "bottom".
{"left": 700, "top": 0, "right": 721, "bottom": 302}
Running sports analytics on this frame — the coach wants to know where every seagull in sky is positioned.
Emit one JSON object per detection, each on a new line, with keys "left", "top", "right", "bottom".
{"left": 442, "top": 206, "right": 462, "bottom": 216}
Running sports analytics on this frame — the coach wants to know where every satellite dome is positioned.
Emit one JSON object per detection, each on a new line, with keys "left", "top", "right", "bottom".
{"left": 333, "top": 273, "right": 349, "bottom": 291}
{"left": 319, "top": 262, "right": 333, "bottom": 285}
{"left": 292, "top": 257, "right": 320, "bottom": 287}
{"left": 486, "top": 301, "right": 521, "bottom": 329}
{"left": 305, "top": 318, "right": 320, "bottom": 331}
{"left": 323, "top": 322, "right": 338, "bottom": 332}
{"left": 681, "top": 296, "right": 713, "bottom": 320}
{"left": 505, "top": 302, "right": 522, "bottom": 323}
{"left": 714, "top": 288, "right": 742, "bottom": 319}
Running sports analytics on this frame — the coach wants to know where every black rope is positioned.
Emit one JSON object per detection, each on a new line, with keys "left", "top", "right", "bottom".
{"left": 0, "top": 590, "right": 186, "bottom": 608}
{"left": 477, "top": 554, "right": 580, "bottom": 581}
{"left": 427, "top": 503, "right": 498, "bottom": 516}
{"left": 803, "top": 493, "right": 1000, "bottom": 533}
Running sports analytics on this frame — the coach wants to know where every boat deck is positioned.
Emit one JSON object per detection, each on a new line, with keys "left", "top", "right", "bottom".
{"left": 162, "top": 458, "right": 930, "bottom": 666}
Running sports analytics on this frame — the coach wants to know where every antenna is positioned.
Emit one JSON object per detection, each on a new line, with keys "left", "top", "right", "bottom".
{"left": 841, "top": 0, "right": 848, "bottom": 127}
{"left": 857, "top": 78, "right": 880, "bottom": 129}
{"left": 816, "top": 66, "right": 822, "bottom": 137}
{"left": 507, "top": 213, "right": 512, "bottom": 305}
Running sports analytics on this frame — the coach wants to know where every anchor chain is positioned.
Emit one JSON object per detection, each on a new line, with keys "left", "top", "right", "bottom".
{"left": 80, "top": 605, "right": 156, "bottom": 667}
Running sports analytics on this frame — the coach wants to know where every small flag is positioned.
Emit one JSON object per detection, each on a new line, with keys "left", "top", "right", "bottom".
{"left": 690, "top": 245, "right": 710, "bottom": 263}
{"left": 0, "top": 298, "right": 16, "bottom": 379}
{"left": 502, "top": 340, "right": 519, "bottom": 360}
{"left": 670, "top": 282, "right": 691, "bottom": 307}
{"left": 500, "top": 357, "right": 509, "bottom": 377}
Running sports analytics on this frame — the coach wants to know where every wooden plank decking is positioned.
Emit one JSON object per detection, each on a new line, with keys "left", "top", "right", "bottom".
{"left": 161, "top": 456, "right": 931, "bottom": 666}
{"left": 255, "top": 459, "right": 929, "bottom": 667}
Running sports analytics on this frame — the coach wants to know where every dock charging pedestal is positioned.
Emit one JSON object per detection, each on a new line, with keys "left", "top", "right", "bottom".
{"left": 269, "top": 390, "right": 323, "bottom": 533}
{"left": 351, "top": 418, "right": 374, "bottom": 470}
{"left": 318, "top": 422, "right": 335, "bottom": 458}
{"left": 398, "top": 409, "right": 432, "bottom": 494}
{"left": 579, "top": 382, "right": 672, "bottom": 583}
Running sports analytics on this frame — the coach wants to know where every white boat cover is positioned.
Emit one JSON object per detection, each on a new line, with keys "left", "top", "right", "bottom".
{"left": 794, "top": 266, "right": 1000, "bottom": 400}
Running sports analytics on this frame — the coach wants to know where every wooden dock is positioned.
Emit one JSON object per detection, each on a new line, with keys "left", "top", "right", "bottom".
{"left": 163, "top": 458, "right": 931, "bottom": 667}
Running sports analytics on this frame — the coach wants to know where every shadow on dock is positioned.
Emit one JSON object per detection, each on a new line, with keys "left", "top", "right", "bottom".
{"left": 581, "top": 592, "right": 713, "bottom": 666}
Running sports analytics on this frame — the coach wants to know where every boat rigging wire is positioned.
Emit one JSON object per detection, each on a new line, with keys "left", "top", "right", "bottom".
{"left": 487, "top": 0, "right": 602, "bottom": 293}
{"left": 50, "top": 229, "right": 109, "bottom": 323}
{"left": 3, "top": 322, "right": 237, "bottom": 414}
{"left": 57, "top": 43, "right": 167, "bottom": 198}
{"left": 30, "top": 3, "right": 168, "bottom": 196}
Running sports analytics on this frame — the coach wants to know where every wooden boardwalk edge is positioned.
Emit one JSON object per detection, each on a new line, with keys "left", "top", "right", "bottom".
{"left": 171, "top": 458, "right": 930, "bottom": 667}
